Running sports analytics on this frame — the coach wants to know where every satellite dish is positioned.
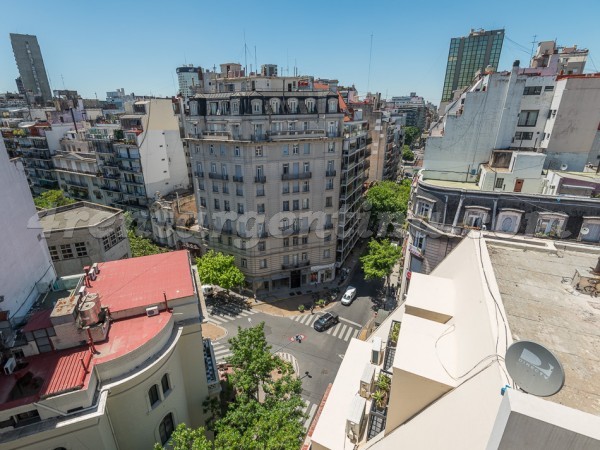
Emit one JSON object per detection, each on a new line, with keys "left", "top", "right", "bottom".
{"left": 505, "top": 341, "right": 565, "bottom": 397}
{"left": 560, "top": 164, "right": 568, "bottom": 171}
{"left": 581, "top": 227, "right": 590, "bottom": 235}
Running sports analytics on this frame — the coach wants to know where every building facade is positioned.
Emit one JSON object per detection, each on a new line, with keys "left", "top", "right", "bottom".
{"left": 176, "top": 65, "right": 203, "bottom": 98}
{"left": 0, "top": 139, "right": 56, "bottom": 325}
{"left": 440, "top": 28, "right": 504, "bottom": 105}
{"left": 38, "top": 202, "right": 131, "bottom": 277}
{"left": 186, "top": 72, "right": 345, "bottom": 293}
{"left": 0, "top": 251, "right": 213, "bottom": 449}
{"left": 9, "top": 34, "right": 52, "bottom": 105}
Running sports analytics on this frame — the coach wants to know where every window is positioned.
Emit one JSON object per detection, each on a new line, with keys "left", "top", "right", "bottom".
{"left": 241, "top": 258, "right": 247, "bottom": 268}
{"left": 302, "top": 198, "right": 309, "bottom": 209}
{"left": 222, "top": 183, "right": 229, "bottom": 194}
{"left": 60, "top": 244, "right": 73, "bottom": 259}
{"left": 303, "top": 162, "right": 310, "bottom": 173}
{"left": 535, "top": 213, "right": 567, "bottom": 237}
{"left": 236, "top": 186, "right": 244, "bottom": 196}
{"left": 514, "top": 131, "right": 533, "bottom": 141}
{"left": 260, "top": 259, "right": 267, "bottom": 269}
{"left": 416, "top": 201, "right": 432, "bottom": 219}
{"left": 288, "top": 122, "right": 296, "bottom": 131}
{"left": 74, "top": 242, "right": 88, "bottom": 257}
{"left": 328, "top": 142, "right": 335, "bottom": 153}
{"left": 198, "top": 179, "right": 205, "bottom": 191}
{"left": 257, "top": 203, "right": 265, "bottom": 214}
{"left": 214, "top": 199, "right": 220, "bottom": 209}
{"left": 232, "top": 101, "right": 239, "bottom": 114}
{"left": 326, "top": 179, "right": 334, "bottom": 190}
{"left": 325, "top": 197, "right": 333, "bottom": 207}
{"left": 463, "top": 207, "right": 489, "bottom": 228}
{"left": 209, "top": 144, "right": 214, "bottom": 155}
{"left": 494, "top": 178, "right": 504, "bottom": 189}
{"left": 283, "top": 238, "right": 289, "bottom": 247}
{"left": 324, "top": 249, "right": 330, "bottom": 258}
{"left": 292, "top": 144, "right": 299, "bottom": 155}
{"left": 256, "top": 185, "right": 265, "bottom": 196}
{"left": 49, "top": 245, "right": 59, "bottom": 261}
{"left": 414, "top": 231, "right": 426, "bottom": 251}
{"left": 237, "top": 203, "right": 244, "bottom": 214}
{"left": 200, "top": 197, "right": 206, "bottom": 207}
{"left": 302, "top": 252, "right": 308, "bottom": 261}
{"left": 302, "top": 236, "right": 308, "bottom": 245}
{"left": 293, "top": 200, "right": 299, "bottom": 211}
{"left": 293, "top": 181, "right": 300, "bottom": 193}
{"left": 149, "top": 385, "right": 160, "bottom": 407}
{"left": 212, "top": 182, "right": 219, "bottom": 193}
{"left": 328, "top": 99, "right": 338, "bottom": 113}
{"left": 224, "top": 200, "right": 230, "bottom": 212}
{"left": 161, "top": 374, "right": 171, "bottom": 394}
{"left": 305, "top": 98, "right": 315, "bottom": 113}
{"left": 282, "top": 144, "right": 289, "bottom": 156}
{"left": 288, "top": 99, "right": 298, "bottom": 113}
{"left": 252, "top": 100, "right": 262, "bottom": 114}
{"left": 159, "top": 413, "right": 175, "bottom": 445}
{"left": 282, "top": 183, "right": 290, "bottom": 194}
{"left": 292, "top": 237, "right": 299, "bottom": 246}
{"left": 270, "top": 98, "right": 280, "bottom": 113}
{"left": 324, "top": 234, "right": 332, "bottom": 242}
{"left": 283, "top": 201, "right": 290, "bottom": 211}
{"left": 303, "top": 143, "right": 310, "bottom": 154}
{"left": 234, "top": 146, "right": 241, "bottom": 157}
{"left": 283, "top": 163, "right": 289, "bottom": 175}
{"left": 258, "top": 241, "right": 266, "bottom": 251}
{"left": 523, "top": 86, "right": 542, "bottom": 95}
{"left": 255, "top": 146, "right": 263, "bottom": 157}
{"left": 517, "top": 110, "right": 539, "bottom": 127}
{"left": 544, "top": 85, "right": 554, "bottom": 91}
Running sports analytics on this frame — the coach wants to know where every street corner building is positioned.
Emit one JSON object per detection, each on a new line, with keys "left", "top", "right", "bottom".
{"left": 0, "top": 251, "right": 216, "bottom": 449}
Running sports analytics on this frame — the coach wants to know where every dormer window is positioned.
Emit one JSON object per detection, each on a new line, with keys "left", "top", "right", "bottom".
{"left": 535, "top": 212, "right": 567, "bottom": 238}
{"left": 252, "top": 99, "right": 262, "bottom": 114}
{"left": 579, "top": 217, "right": 600, "bottom": 243}
{"left": 231, "top": 100, "right": 239, "bottom": 114}
{"left": 270, "top": 98, "right": 280, "bottom": 114}
{"left": 415, "top": 200, "right": 433, "bottom": 220}
{"left": 328, "top": 98, "right": 338, "bottom": 113}
{"left": 494, "top": 208, "right": 524, "bottom": 234}
{"left": 463, "top": 206, "right": 490, "bottom": 229}
{"left": 305, "top": 98, "right": 315, "bottom": 113}
{"left": 288, "top": 98, "right": 298, "bottom": 113}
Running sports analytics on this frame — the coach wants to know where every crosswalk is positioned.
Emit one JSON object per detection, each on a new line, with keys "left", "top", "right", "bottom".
{"left": 291, "top": 314, "right": 361, "bottom": 341}
{"left": 205, "top": 302, "right": 259, "bottom": 325}
{"left": 211, "top": 341, "right": 232, "bottom": 365}
{"left": 302, "top": 399, "right": 318, "bottom": 432}
{"left": 275, "top": 351, "right": 300, "bottom": 375}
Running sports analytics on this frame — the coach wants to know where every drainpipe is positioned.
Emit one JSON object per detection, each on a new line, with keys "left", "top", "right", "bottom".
{"left": 452, "top": 193, "right": 465, "bottom": 232}
{"left": 442, "top": 195, "right": 448, "bottom": 225}
{"left": 492, "top": 199, "right": 498, "bottom": 230}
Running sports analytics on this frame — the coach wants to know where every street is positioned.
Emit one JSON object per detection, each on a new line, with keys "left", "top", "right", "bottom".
{"left": 202, "top": 265, "right": 386, "bottom": 429}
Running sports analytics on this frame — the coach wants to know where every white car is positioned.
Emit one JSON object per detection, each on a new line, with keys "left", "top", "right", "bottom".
{"left": 341, "top": 286, "right": 357, "bottom": 306}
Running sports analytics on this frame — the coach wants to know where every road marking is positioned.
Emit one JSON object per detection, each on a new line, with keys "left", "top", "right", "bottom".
{"left": 206, "top": 316, "right": 227, "bottom": 324}
{"left": 298, "top": 314, "right": 310, "bottom": 325}
{"left": 339, "top": 316, "right": 363, "bottom": 328}
{"left": 305, "top": 315, "right": 317, "bottom": 327}
{"left": 352, "top": 329, "right": 360, "bottom": 338}
{"left": 303, "top": 402, "right": 318, "bottom": 431}
{"left": 343, "top": 327, "right": 354, "bottom": 341}
{"left": 336, "top": 324, "right": 348, "bottom": 338}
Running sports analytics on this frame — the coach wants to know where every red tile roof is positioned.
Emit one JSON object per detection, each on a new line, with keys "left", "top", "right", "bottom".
{"left": 88, "top": 250, "right": 195, "bottom": 313}
{"left": 22, "top": 309, "right": 53, "bottom": 332}
{"left": 313, "top": 82, "right": 329, "bottom": 90}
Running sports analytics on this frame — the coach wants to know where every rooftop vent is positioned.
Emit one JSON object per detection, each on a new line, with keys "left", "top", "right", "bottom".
{"left": 146, "top": 306, "right": 159, "bottom": 317}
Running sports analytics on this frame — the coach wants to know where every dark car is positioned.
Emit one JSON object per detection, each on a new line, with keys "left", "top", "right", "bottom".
{"left": 313, "top": 312, "right": 340, "bottom": 332}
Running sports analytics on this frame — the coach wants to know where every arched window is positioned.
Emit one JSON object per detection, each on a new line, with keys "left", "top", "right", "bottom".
{"left": 159, "top": 413, "right": 175, "bottom": 445}
{"left": 305, "top": 98, "right": 315, "bottom": 113}
{"left": 148, "top": 384, "right": 160, "bottom": 407}
{"left": 251, "top": 99, "right": 262, "bottom": 114}
{"left": 161, "top": 373, "right": 171, "bottom": 394}
{"left": 288, "top": 98, "right": 298, "bottom": 113}
{"left": 269, "top": 98, "right": 280, "bottom": 114}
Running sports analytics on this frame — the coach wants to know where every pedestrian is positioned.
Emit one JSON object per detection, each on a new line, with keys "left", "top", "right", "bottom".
{"left": 310, "top": 304, "right": 315, "bottom": 314}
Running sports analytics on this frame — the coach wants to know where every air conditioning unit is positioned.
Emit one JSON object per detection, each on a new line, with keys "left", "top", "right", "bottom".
{"left": 92, "top": 263, "right": 100, "bottom": 275}
{"left": 4, "top": 357, "right": 16, "bottom": 375}
{"left": 78, "top": 286, "right": 87, "bottom": 297}
{"left": 88, "top": 269, "right": 97, "bottom": 281}
{"left": 146, "top": 306, "right": 159, "bottom": 317}
{"left": 371, "top": 336, "right": 383, "bottom": 365}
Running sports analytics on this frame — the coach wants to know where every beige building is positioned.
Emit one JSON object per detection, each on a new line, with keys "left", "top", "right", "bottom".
{"left": 38, "top": 202, "right": 131, "bottom": 276}
{"left": 186, "top": 73, "right": 345, "bottom": 293}
{"left": 0, "top": 251, "right": 214, "bottom": 449}
{"left": 149, "top": 190, "right": 198, "bottom": 248}
{"left": 311, "top": 234, "right": 600, "bottom": 449}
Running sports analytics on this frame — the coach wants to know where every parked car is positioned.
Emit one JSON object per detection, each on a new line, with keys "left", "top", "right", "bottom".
{"left": 341, "top": 286, "right": 357, "bottom": 306}
{"left": 313, "top": 312, "right": 340, "bottom": 332}
{"left": 202, "top": 285, "right": 215, "bottom": 297}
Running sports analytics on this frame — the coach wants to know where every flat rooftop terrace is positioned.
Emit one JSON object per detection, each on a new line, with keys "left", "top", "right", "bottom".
{"left": 487, "top": 243, "right": 600, "bottom": 415}
{"left": 38, "top": 202, "right": 121, "bottom": 231}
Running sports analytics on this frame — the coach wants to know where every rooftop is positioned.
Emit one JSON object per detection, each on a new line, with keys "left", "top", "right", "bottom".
{"left": 38, "top": 202, "right": 122, "bottom": 232}
{"left": 487, "top": 243, "right": 600, "bottom": 415}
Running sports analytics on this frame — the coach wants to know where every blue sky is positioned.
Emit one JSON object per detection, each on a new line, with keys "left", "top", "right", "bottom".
{"left": 2, "top": 0, "right": 598, "bottom": 105}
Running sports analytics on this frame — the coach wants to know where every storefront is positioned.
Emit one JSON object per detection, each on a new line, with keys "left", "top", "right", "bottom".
{"left": 310, "top": 263, "right": 335, "bottom": 285}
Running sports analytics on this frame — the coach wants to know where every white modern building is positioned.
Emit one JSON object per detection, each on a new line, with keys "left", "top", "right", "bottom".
{"left": 0, "top": 139, "right": 56, "bottom": 325}
{"left": 176, "top": 65, "right": 203, "bottom": 98}
{"left": 0, "top": 251, "right": 214, "bottom": 449}
{"left": 311, "top": 234, "right": 600, "bottom": 449}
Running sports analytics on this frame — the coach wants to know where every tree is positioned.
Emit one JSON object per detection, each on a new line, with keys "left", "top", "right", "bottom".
{"left": 196, "top": 250, "right": 245, "bottom": 292}
{"left": 214, "top": 323, "right": 306, "bottom": 450}
{"left": 401, "top": 145, "right": 415, "bottom": 161}
{"left": 403, "top": 126, "right": 421, "bottom": 146}
{"left": 153, "top": 423, "right": 212, "bottom": 450}
{"left": 365, "top": 180, "right": 411, "bottom": 217}
{"left": 34, "top": 190, "right": 76, "bottom": 209}
{"left": 360, "top": 239, "right": 402, "bottom": 284}
{"left": 128, "top": 229, "right": 166, "bottom": 257}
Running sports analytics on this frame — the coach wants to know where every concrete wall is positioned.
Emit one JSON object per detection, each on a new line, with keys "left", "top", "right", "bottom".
{"left": 0, "top": 141, "right": 56, "bottom": 323}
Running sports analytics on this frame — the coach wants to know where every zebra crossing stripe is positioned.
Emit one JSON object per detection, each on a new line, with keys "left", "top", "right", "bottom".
{"left": 335, "top": 324, "right": 347, "bottom": 338}
{"left": 207, "top": 316, "right": 227, "bottom": 324}
{"left": 352, "top": 329, "right": 360, "bottom": 338}
{"left": 343, "top": 326, "right": 354, "bottom": 341}
{"left": 326, "top": 325, "right": 336, "bottom": 335}
{"left": 303, "top": 403, "right": 318, "bottom": 430}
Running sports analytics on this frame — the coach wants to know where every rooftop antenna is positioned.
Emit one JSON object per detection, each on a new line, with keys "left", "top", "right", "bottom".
{"left": 286, "top": 50, "right": 289, "bottom": 76}
{"left": 367, "top": 33, "right": 374, "bottom": 93}
{"left": 254, "top": 45, "right": 257, "bottom": 74}
{"left": 61, "top": 74, "right": 66, "bottom": 90}
{"left": 530, "top": 34, "right": 538, "bottom": 59}
{"left": 295, "top": 58, "right": 297, "bottom": 77}
{"left": 244, "top": 30, "right": 248, "bottom": 75}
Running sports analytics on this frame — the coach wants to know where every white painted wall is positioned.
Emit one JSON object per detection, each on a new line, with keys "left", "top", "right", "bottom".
{"left": 0, "top": 140, "right": 56, "bottom": 323}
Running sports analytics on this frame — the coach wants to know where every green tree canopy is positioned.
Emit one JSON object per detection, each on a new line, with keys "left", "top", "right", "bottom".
{"left": 128, "top": 229, "right": 167, "bottom": 258}
{"left": 403, "top": 126, "right": 421, "bottom": 146}
{"left": 34, "top": 190, "right": 76, "bottom": 209}
{"left": 196, "top": 250, "right": 245, "bottom": 291}
{"left": 365, "top": 180, "right": 411, "bottom": 217}
{"left": 153, "top": 423, "right": 212, "bottom": 450}
{"left": 401, "top": 145, "right": 415, "bottom": 161}
{"left": 360, "top": 239, "right": 402, "bottom": 282}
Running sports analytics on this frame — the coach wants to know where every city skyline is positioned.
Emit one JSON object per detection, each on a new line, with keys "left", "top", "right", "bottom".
{"left": 1, "top": 0, "right": 599, "bottom": 105}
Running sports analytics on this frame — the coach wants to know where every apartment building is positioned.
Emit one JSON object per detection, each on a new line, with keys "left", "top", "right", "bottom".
{"left": 150, "top": 190, "right": 198, "bottom": 248}
{"left": 10, "top": 34, "right": 52, "bottom": 104}
{"left": 176, "top": 65, "right": 203, "bottom": 98}
{"left": 0, "top": 251, "right": 214, "bottom": 449}
{"left": 186, "top": 69, "right": 344, "bottom": 293}
{"left": 38, "top": 202, "right": 131, "bottom": 276}
{"left": 0, "top": 139, "right": 56, "bottom": 325}
{"left": 311, "top": 235, "right": 600, "bottom": 449}
{"left": 387, "top": 93, "right": 427, "bottom": 130}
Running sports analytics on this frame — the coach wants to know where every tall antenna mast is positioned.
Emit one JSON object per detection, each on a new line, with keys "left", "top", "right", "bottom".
{"left": 254, "top": 45, "right": 258, "bottom": 74}
{"left": 530, "top": 34, "right": 538, "bottom": 59}
{"left": 367, "top": 33, "right": 374, "bottom": 93}
{"left": 244, "top": 31, "right": 248, "bottom": 74}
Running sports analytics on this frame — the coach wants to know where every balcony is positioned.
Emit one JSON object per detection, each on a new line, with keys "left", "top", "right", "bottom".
{"left": 208, "top": 172, "right": 229, "bottom": 180}
{"left": 233, "top": 175, "right": 244, "bottom": 182}
{"left": 116, "top": 152, "right": 140, "bottom": 160}
{"left": 101, "top": 171, "right": 120, "bottom": 180}
{"left": 63, "top": 179, "right": 88, "bottom": 188}
{"left": 101, "top": 184, "right": 121, "bottom": 193}
{"left": 119, "top": 165, "right": 142, "bottom": 173}
{"left": 254, "top": 175, "right": 266, "bottom": 183}
{"left": 251, "top": 133, "right": 268, "bottom": 142}
{"left": 269, "top": 129, "right": 326, "bottom": 140}
{"left": 325, "top": 170, "right": 337, "bottom": 177}
{"left": 194, "top": 171, "right": 204, "bottom": 177}
{"left": 202, "top": 130, "right": 232, "bottom": 140}
{"left": 281, "top": 172, "right": 311, "bottom": 181}
{"left": 324, "top": 223, "right": 334, "bottom": 230}
{"left": 122, "top": 178, "right": 144, "bottom": 186}
{"left": 100, "top": 159, "right": 119, "bottom": 168}
{"left": 282, "top": 260, "right": 310, "bottom": 270}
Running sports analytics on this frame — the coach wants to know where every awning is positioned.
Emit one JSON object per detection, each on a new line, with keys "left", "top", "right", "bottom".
{"left": 310, "top": 263, "right": 335, "bottom": 272}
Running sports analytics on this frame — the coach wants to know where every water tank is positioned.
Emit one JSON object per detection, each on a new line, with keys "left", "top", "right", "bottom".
{"left": 79, "top": 293, "right": 102, "bottom": 326}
